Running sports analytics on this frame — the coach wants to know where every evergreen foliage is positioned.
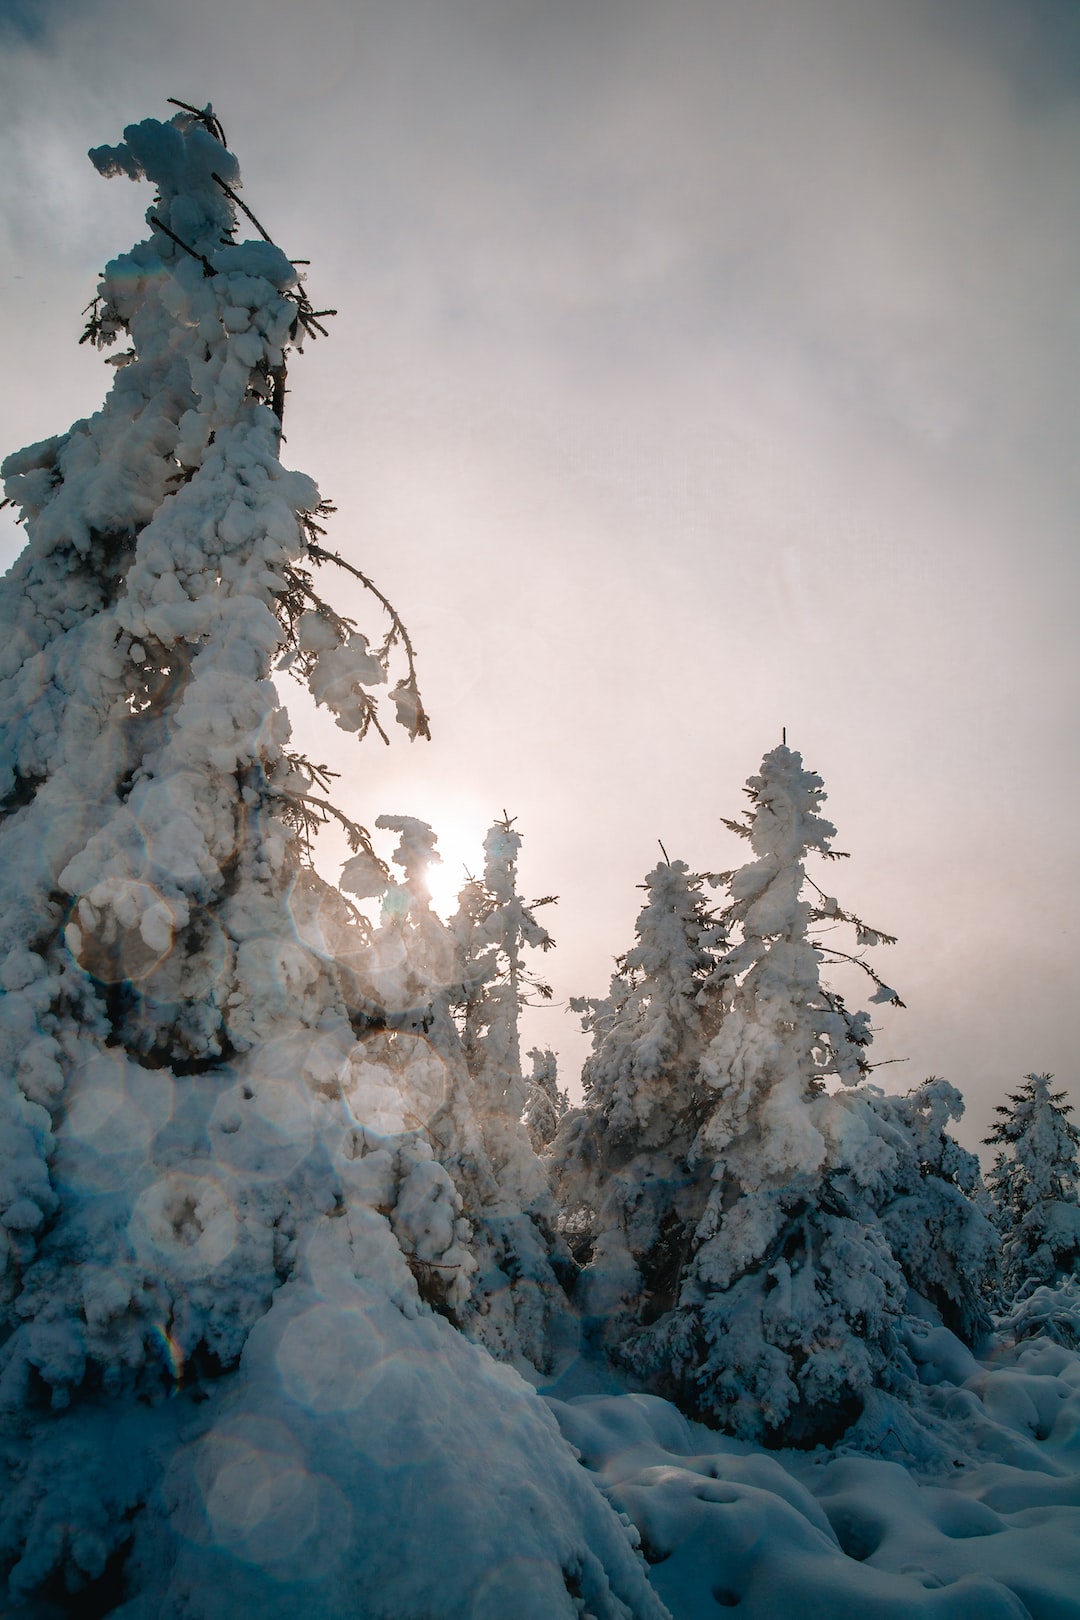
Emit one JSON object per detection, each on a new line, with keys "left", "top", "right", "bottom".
{"left": 337, "top": 816, "right": 573, "bottom": 1365}
{"left": 0, "top": 103, "right": 414, "bottom": 1415}
{"left": 441, "top": 818, "right": 570, "bottom": 1365}
{"left": 0, "top": 107, "right": 664, "bottom": 1618}
{"left": 986, "top": 1074, "right": 1080, "bottom": 1299}
{"left": 848, "top": 1077, "right": 997, "bottom": 1343}
{"left": 615, "top": 746, "right": 919, "bottom": 1445}
{"left": 449, "top": 816, "right": 556, "bottom": 1128}
{"left": 522, "top": 1046, "right": 568, "bottom": 1152}
{"left": 553, "top": 857, "right": 723, "bottom": 1344}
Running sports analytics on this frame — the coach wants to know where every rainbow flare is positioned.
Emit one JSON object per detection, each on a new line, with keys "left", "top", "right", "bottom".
{"left": 149, "top": 1323, "right": 184, "bottom": 1394}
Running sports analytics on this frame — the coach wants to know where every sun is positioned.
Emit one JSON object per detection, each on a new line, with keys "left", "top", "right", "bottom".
{"left": 329, "top": 804, "right": 493, "bottom": 922}
{"left": 419, "top": 819, "right": 486, "bottom": 920}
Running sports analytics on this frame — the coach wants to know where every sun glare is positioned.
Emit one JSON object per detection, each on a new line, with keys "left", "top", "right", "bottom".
{"left": 420, "top": 821, "right": 486, "bottom": 919}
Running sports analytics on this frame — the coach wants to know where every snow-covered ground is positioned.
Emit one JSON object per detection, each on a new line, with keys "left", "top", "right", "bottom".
{"left": 6, "top": 1281, "right": 1078, "bottom": 1617}
{"left": 547, "top": 1309, "right": 1080, "bottom": 1619}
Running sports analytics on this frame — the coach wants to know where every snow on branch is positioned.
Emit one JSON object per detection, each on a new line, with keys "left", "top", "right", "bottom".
{"left": 303, "top": 535, "right": 431, "bottom": 740}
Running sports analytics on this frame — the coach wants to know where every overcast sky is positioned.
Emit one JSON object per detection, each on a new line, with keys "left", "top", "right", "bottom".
{"left": 2, "top": 0, "right": 1078, "bottom": 1150}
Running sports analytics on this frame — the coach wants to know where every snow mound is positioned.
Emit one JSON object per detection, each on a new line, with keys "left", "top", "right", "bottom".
{"left": 146, "top": 1220, "right": 669, "bottom": 1620}
{"left": 2, "top": 1215, "right": 667, "bottom": 1619}
{"left": 548, "top": 1339, "right": 1080, "bottom": 1620}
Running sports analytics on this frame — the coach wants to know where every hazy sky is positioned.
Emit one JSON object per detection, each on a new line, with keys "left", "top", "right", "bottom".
{"left": 2, "top": 0, "right": 1078, "bottom": 1150}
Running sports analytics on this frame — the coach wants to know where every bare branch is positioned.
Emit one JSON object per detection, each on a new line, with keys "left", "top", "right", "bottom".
{"left": 281, "top": 790, "right": 386, "bottom": 855}
{"left": 148, "top": 213, "right": 217, "bottom": 277}
{"left": 211, "top": 170, "right": 272, "bottom": 241}
{"left": 167, "top": 98, "right": 227, "bottom": 146}
{"left": 813, "top": 943, "right": 906, "bottom": 1007}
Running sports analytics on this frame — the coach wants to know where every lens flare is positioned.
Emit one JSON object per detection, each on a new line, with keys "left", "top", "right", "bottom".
{"left": 148, "top": 1322, "right": 185, "bottom": 1394}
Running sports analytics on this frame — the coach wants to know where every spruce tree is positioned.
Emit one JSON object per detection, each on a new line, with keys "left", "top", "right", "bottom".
{"left": 553, "top": 856, "right": 723, "bottom": 1345}
{"left": 523, "top": 1046, "right": 568, "bottom": 1152}
{"left": 986, "top": 1074, "right": 1080, "bottom": 1299}
{"left": 622, "top": 743, "right": 911, "bottom": 1446}
{"left": 444, "top": 818, "right": 572, "bottom": 1366}
{"left": 849, "top": 1077, "right": 997, "bottom": 1343}
{"left": 0, "top": 100, "right": 413, "bottom": 1416}
{"left": 344, "top": 812, "right": 574, "bottom": 1368}
{"left": 449, "top": 816, "right": 556, "bottom": 1147}
{"left": 0, "top": 106, "right": 665, "bottom": 1619}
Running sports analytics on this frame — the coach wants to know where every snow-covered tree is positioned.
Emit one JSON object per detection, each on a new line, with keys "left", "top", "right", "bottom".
{"left": 335, "top": 812, "right": 575, "bottom": 1368}
{"left": 441, "top": 818, "right": 574, "bottom": 1365}
{"left": 342, "top": 812, "right": 458, "bottom": 1037}
{"left": 553, "top": 856, "right": 723, "bottom": 1344}
{"left": 449, "top": 816, "right": 556, "bottom": 1131}
{"left": 986, "top": 1074, "right": 1080, "bottom": 1299}
{"left": 0, "top": 107, "right": 664, "bottom": 1619}
{"left": 572, "top": 857, "right": 722, "bottom": 1150}
{"left": 622, "top": 744, "right": 912, "bottom": 1446}
{"left": 523, "top": 1046, "right": 568, "bottom": 1152}
{"left": 843, "top": 1077, "right": 997, "bottom": 1343}
{"left": 0, "top": 98, "right": 412, "bottom": 1416}
{"left": 340, "top": 813, "right": 563, "bottom": 1364}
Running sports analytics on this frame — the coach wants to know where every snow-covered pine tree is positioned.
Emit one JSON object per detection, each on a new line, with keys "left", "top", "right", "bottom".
{"left": 0, "top": 98, "right": 413, "bottom": 1417}
{"left": 332, "top": 815, "right": 485, "bottom": 1321}
{"left": 986, "top": 1074, "right": 1080, "bottom": 1300}
{"left": 622, "top": 743, "right": 912, "bottom": 1447}
{"left": 0, "top": 107, "right": 665, "bottom": 1619}
{"left": 338, "top": 812, "right": 572, "bottom": 1370}
{"left": 842, "top": 1077, "right": 997, "bottom": 1343}
{"left": 553, "top": 856, "right": 723, "bottom": 1347}
{"left": 449, "top": 818, "right": 555, "bottom": 1159}
{"left": 343, "top": 812, "right": 458, "bottom": 1041}
{"left": 523, "top": 1046, "right": 568, "bottom": 1152}
{"left": 443, "top": 818, "right": 574, "bottom": 1367}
